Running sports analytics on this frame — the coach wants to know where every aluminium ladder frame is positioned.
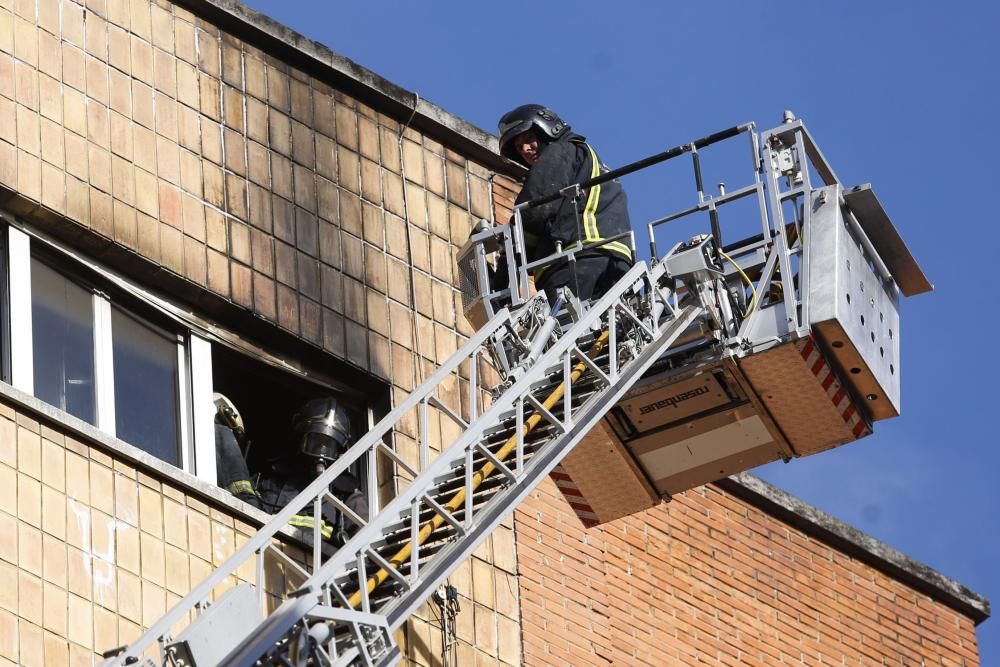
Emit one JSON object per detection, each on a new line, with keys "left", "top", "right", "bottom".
{"left": 100, "top": 259, "right": 706, "bottom": 666}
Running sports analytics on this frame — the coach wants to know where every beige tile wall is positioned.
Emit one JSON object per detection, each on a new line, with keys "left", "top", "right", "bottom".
{"left": 0, "top": 396, "right": 321, "bottom": 666}
{"left": 0, "top": 0, "right": 495, "bottom": 380}
{"left": 0, "top": 0, "right": 519, "bottom": 664}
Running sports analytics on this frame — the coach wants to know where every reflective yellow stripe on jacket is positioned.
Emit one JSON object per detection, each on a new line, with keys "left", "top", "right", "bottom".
{"left": 582, "top": 145, "right": 632, "bottom": 260}
{"left": 534, "top": 144, "right": 632, "bottom": 284}
{"left": 289, "top": 514, "right": 334, "bottom": 540}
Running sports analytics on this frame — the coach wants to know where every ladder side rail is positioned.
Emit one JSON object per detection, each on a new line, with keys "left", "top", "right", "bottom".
{"left": 99, "top": 309, "right": 515, "bottom": 666}
{"left": 792, "top": 128, "right": 816, "bottom": 336}
{"left": 508, "top": 207, "right": 532, "bottom": 303}
{"left": 382, "top": 305, "right": 705, "bottom": 633}
{"left": 749, "top": 126, "right": 771, "bottom": 244}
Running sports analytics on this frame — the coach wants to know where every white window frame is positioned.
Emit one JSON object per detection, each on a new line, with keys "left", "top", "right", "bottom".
{"left": 3, "top": 218, "right": 374, "bottom": 496}
{"left": 93, "top": 291, "right": 116, "bottom": 434}
{"left": 8, "top": 226, "right": 32, "bottom": 395}
{"left": 5, "top": 227, "right": 201, "bottom": 473}
{"left": 188, "top": 333, "right": 217, "bottom": 484}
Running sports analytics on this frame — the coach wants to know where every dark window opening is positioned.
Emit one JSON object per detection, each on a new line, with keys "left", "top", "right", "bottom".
{"left": 211, "top": 343, "right": 367, "bottom": 489}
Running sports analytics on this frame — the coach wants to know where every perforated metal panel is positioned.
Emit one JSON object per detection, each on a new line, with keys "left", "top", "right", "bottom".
{"left": 807, "top": 185, "right": 901, "bottom": 419}
{"left": 456, "top": 243, "right": 484, "bottom": 312}
{"left": 455, "top": 239, "right": 493, "bottom": 329}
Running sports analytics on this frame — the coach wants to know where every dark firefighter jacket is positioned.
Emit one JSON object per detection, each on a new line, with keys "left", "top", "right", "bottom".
{"left": 215, "top": 424, "right": 368, "bottom": 546}
{"left": 254, "top": 465, "right": 369, "bottom": 546}
{"left": 514, "top": 132, "right": 632, "bottom": 283}
{"left": 215, "top": 424, "right": 260, "bottom": 505}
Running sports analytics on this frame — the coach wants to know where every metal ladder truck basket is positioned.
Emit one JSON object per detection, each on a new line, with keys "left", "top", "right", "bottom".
{"left": 457, "top": 114, "right": 931, "bottom": 527}
{"left": 99, "top": 114, "right": 929, "bottom": 667}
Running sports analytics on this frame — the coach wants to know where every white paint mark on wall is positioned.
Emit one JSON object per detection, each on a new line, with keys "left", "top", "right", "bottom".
{"left": 69, "top": 498, "right": 133, "bottom": 606}
{"left": 213, "top": 524, "right": 230, "bottom": 563}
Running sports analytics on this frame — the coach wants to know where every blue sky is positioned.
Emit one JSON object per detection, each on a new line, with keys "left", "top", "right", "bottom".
{"left": 244, "top": 0, "right": 999, "bottom": 659}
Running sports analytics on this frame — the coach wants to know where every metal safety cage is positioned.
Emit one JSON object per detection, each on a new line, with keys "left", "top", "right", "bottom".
{"left": 533, "top": 114, "right": 931, "bottom": 521}
{"left": 454, "top": 222, "right": 522, "bottom": 331}
{"left": 639, "top": 116, "right": 929, "bottom": 395}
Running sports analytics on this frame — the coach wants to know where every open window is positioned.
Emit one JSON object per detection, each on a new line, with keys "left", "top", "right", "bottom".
{"left": 210, "top": 343, "right": 368, "bottom": 489}
{"left": 1, "top": 219, "right": 378, "bottom": 518}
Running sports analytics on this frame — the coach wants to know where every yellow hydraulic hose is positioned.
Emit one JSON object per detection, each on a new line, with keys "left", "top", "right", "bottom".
{"left": 718, "top": 248, "right": 758, "bottom": 318}
{"left": 347, "top": 329, "right": 611, "bottom": 609}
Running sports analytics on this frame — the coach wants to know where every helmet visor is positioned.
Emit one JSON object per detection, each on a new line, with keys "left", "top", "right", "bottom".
{"left": 497, "top": 119, "right": 534, "bottom": 158}
{"left": 300, "top": 431, "right": 344, "bottom": 461}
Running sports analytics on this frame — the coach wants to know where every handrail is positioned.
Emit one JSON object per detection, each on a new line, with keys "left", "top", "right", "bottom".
{"left": 516, "top": 123, "right": 755, "bottom": 210}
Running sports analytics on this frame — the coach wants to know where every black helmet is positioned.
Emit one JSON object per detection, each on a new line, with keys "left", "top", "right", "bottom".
{"left": 293, "top": 397, "right": 352, "bottom": 462}
{"left": 497, "top": 104, "right": 569, "bottom": 166}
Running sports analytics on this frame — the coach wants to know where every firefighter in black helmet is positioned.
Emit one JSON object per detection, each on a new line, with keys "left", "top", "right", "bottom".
{"left": 255, "top": 396, "right": 369, "bottom": 546}
{"left": 497, "top": 104, "right": 634, "bottom": 304}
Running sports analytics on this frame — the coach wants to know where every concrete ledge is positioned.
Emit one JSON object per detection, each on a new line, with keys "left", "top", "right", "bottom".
{"left": 0, "top": 379, "right": 281, "bottom": 534}
{"left": 174, "top": 0, "right": 520, "bottom": 176}
{"left": 714, "top": 473, "right": 991, "bottom": 625}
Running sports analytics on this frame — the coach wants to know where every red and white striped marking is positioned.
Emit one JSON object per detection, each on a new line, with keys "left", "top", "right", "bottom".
{"left": 797, "top": 337, "right": 870, "bottom": 439}
{"left": 549, "top": 465, "right": 599, "bottom": 528}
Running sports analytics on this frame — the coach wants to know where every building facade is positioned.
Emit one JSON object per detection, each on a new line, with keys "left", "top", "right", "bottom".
{"left": 0, "top": 0, "right": 988, "bottom": 665}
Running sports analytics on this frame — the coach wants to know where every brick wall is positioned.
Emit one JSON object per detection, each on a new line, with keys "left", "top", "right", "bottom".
{"left": 515, "top": 477, "right": 981, "bottom": 665}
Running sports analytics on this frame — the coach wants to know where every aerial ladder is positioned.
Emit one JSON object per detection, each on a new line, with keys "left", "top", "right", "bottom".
{"left": 99, "top": 114, "right": 930, "bottom": 666}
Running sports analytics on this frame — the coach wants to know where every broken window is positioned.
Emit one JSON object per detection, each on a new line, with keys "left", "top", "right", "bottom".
{"left": 210, "top": 342, "right": 368, "bottom": 500}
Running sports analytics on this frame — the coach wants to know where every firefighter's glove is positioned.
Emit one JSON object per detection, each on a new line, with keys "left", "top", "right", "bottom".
{"left": 288, "top": 513, "right": 335, "bottom": 542}
{"left": 224, "top": 479, "right": 261, "bottom": 507}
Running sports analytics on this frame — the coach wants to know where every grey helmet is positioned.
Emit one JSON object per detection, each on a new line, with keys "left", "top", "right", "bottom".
{"left": 293, "top": 397, "right": 353, "bottom": 463}
{"left": 497, "top": 104, "right": 569, "bottom": 166}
